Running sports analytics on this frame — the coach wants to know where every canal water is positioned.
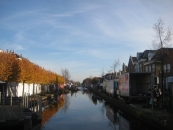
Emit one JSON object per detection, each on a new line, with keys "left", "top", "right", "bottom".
{"left": 41, "top": 87, "right": 151, "bottom": 130}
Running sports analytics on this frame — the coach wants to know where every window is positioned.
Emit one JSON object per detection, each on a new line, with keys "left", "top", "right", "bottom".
{"left": 145, "top": 66, "right": 148, "bottom": 72}
{"left": 139, "top": 64, "right": 142, "bottom": 72}
{"left": 167, "top": 64, "right": 170, "bottom": 72}
{"left": 152, "top": 64, "right": 155, "bottom": 72}
{"left": 149, "top": 65, "right": 151, "bottom": 72}
{"left": 135, "top": 65, "right": 138, "bottom": 72}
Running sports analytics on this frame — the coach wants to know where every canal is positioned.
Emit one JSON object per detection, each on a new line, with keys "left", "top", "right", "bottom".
{"left": 41, "top": 87, "right": 151, "bottom": 130}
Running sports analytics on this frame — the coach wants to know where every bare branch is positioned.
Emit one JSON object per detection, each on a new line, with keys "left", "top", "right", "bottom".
{"left": 61, "top": 68, "right": 71, "bottom": 82}
{"left": 110, "top": 58, "right": 120, "bottom": 73}
{"left": 163, "top": 27, "right": 172, "bottom": 44}
{"left": 152, "top": 18, "right": 172, "bottom": 49}
{"left": 107, "top": 70, "right": 112, "bottom": 73}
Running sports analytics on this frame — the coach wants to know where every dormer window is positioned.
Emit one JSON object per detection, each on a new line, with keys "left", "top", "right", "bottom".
{"left": 148, "top": 56, "right": 151, "bottom": 61}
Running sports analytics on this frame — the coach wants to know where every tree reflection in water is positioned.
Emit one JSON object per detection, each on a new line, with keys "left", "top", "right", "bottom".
{"left": 61, "top": 93, "right": 70, "bottom": 113}
{"left": 91, "top": 95, "right": 97, "bottom": 105}
{"left": 41, "top": 94, "right": 65, "bottom": 126}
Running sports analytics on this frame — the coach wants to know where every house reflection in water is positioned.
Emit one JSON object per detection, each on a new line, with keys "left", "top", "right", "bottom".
{"left": 105, "top": 103, "right": 130, "bottom": 130}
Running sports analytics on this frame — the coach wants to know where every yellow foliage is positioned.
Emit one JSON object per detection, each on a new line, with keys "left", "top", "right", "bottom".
{"left": 0, "top": 50, "right": 65, "bottom": 84}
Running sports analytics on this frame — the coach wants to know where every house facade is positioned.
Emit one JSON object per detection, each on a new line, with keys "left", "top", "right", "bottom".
{"left": 127, "top": 48, "right": 173, "bottom": 111}
{"left": 127, "top": 56, "right": 137, "bottom": 72}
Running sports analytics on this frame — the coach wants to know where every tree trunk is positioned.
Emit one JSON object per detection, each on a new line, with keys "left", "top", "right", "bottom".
{"left": 33, "top": 83, "right": 35, "bottom": 95}
{"left": 22, "top": 81, "right": 25, "bottom": 97}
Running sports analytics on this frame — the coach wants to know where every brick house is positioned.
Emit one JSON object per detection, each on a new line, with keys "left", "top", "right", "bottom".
{"left": 127, "top": 48, "right": 173, "bottom": 111}
{"left": 127, "top": 56, "right": 137, "bottom": 72}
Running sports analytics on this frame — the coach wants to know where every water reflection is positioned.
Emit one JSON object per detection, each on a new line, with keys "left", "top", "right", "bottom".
{"left": 41, "top": 87, "right": 151, "bottom": 130}
{"left": 41, "top": 94, "right": 65, "bottom": 126}
{"left": 61, "top": 93, "right": 70, "bottom": 113}
{"left": 92, "top": 95, "right": 97, "bottom": 105}
{"left": 105, "top": 103, "right": 147, "bottom": 130}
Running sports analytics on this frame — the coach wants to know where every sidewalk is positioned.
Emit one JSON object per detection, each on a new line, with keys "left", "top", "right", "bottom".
{"left": 143, "top": 108, "right": 173, "bottom": 128}
{"left": 130, "top": 103, "right": 173, "bottom": 129}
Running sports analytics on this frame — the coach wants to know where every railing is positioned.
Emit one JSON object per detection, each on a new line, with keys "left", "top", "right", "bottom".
{"left": 0, "top": 92, "right": 42, "bottom": 118}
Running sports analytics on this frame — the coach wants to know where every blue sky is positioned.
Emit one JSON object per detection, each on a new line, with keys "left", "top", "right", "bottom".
{"left": 0, "top": 0, "right": 173, "bottom": 83}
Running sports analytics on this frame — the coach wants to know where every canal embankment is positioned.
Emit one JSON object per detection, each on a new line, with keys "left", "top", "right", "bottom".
{"left": 0, "top": 93, "right": 52, "bottom": 129}
{"left": 90, "top": 88, "right": 173, "bottom": 130}
{"left": 0, "top": 87, "right": 71, "bottom": 130}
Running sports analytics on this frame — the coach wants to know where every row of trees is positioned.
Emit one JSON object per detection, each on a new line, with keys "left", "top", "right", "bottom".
{"left": 82, "top": 77, "right": 98, "bottom": 85}
{"left": 0, "top": 50, "right": 65, "bottom": 85}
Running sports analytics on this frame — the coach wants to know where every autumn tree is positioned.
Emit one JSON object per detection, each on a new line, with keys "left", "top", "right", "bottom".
{"left": 0, "top": 50, "right": 20, "bottom": 82}
{"left": 57, "top": 75, "right": 65, "bottom": 84}
{"left": 0, "top": 49, "right": 65, "bottom": 95}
